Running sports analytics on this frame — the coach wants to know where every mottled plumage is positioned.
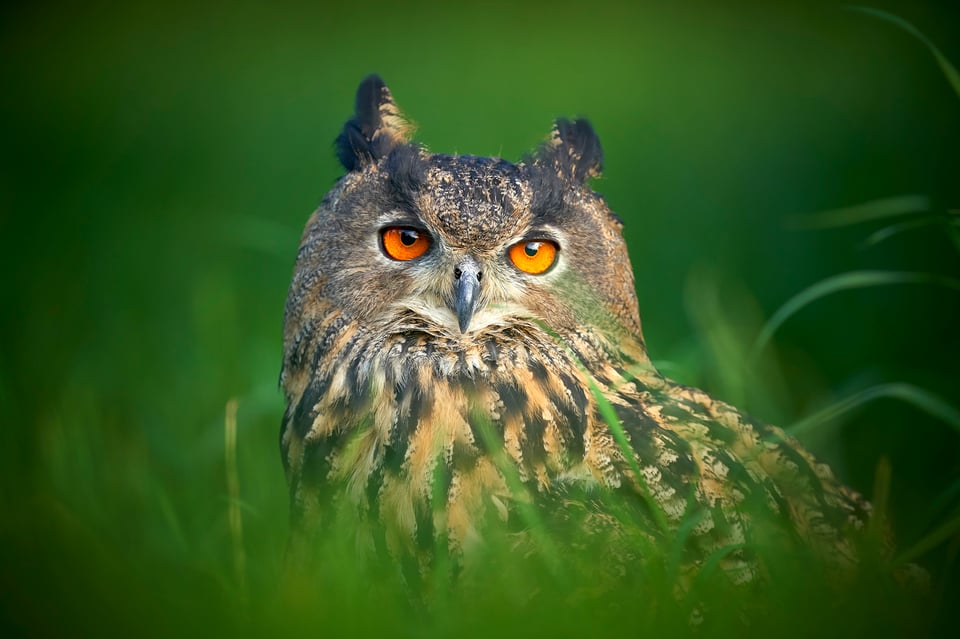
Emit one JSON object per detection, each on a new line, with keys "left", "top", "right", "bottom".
{"left": 280, "top": 75, "right": 875, "bottom": 587}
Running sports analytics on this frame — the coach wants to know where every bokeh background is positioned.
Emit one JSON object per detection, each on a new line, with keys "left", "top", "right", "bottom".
{"left": 2, "top": 0, "right": 959, "bottom": 635}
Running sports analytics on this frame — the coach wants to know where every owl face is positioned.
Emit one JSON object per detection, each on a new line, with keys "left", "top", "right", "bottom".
{"left": 328, "top": 153, "right": 581, "bottom": 338}
{"left": 285, "top": 75, "right": 643, "bottom": 359}
{"left": 369, "top": 154, "right": 571, "bottom": 335}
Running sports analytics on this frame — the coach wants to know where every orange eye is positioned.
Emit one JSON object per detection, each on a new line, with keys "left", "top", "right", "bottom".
{"left": 508, "top": 240, "right": 558, "bottom": 275}
{"left": 380, "top": 227, "right": 431, "bottom": 261}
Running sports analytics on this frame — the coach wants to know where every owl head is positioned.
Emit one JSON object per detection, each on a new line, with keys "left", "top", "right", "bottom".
{"left": 285, "top": 75, "right": 644, "bottom": 362}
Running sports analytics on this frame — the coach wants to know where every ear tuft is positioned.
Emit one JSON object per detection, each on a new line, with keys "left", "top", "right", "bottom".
{"left": 335, "top": 74, "right": 415, "bottom": 171}
{"left": 537, "top": 118, "right": 604, "bottom": 183}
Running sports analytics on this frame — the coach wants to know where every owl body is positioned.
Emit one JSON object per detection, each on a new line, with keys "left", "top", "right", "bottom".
{"left": 280, "top": 76, "right": 871, "bottom": 585}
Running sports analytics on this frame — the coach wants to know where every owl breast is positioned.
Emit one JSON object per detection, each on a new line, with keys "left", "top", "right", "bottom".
{"left": 282, "top": 307, "right": 616, "bottom": 556}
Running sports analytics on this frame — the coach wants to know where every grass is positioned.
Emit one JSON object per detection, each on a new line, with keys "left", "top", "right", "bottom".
{"left": 2, "top": 2, "right": 960, "bottom": 638}
{"left": 10, "top": 186, "right": 956, "bottom": 638}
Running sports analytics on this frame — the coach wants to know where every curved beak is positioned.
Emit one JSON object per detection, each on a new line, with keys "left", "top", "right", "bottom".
{"left": 453, "top": 258, "right": 482, "bottom": 333}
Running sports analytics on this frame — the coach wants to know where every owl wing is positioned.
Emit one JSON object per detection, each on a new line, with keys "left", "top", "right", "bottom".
{"left": 582, "top": 361, "right": 876, "bottom": 584}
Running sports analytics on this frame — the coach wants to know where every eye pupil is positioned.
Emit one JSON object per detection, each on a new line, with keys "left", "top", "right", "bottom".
{"left": 524, "top": 242, "right": 540, "bottom": 257}
{"left": 400, "top": 230, "right": 418, "bottom": 246}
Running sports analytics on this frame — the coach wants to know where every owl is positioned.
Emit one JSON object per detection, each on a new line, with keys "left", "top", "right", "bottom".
{"left": 279, "top": 75, "right": 881, "bottom": 591}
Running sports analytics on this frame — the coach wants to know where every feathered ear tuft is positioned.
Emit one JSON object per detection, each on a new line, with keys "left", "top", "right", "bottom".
{"left": 536, "top": 118, "right": 604, "bottom": 183}
{"left": 335, "top": 74, "right": 415, "bottom": 171}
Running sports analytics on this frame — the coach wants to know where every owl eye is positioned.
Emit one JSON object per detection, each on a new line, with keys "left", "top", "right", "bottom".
{"left": 380, "top": 227, "right": 431, "bottom": 261}
{"left": 508, "top": 240, "right": 558, "bottom": 275}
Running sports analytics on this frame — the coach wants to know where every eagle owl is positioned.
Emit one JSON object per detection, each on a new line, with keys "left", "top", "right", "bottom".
{"left": 279, "top": 75, "right": 875, "bottom": 588}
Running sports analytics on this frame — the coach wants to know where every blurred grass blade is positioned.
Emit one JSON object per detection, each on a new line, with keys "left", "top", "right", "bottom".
{"left": 863, "top": 214, "right": 960, "bottom": 247}
{"left": 683, "top": 269, "right": 748, "bottom": 406}
{"left": 896, "top": 511, "right": 960, "bottom": 565}
{"left": 869, "top": 457, "right": 892, "bottom": 542}
{"left": 540, "top": 315, "right": 678, "bottom": 534}
{"left": 224, "top": 398, "right": 248, "bottom": 600}
{"left": 919, "top": 478, "right": 960, "bottom": 538}
{"left": 589, "top": 380, "right": 670, "bottom": 534}
{"left": 469, "top": 407, "right": 566, "bottom": 578}
{"left": 684, "top": 268, "right": 796, "bottom": 423}
{"left": 430, "top": 457, "right": 453, "bottom": 605}
{"left": 788, "top": 382, "right": 960, "bottom": 437}
{"left": 693, "top": 543, "right": 746, "bottom": 586}
{"left": 950, "top": 210, "right": 960, "bottom": 252}
{"left": 751, "top": 271, "right": 960, "bottom": 358}
{"left": 154, "top": 483, "right": 188, "bottom": 553}
{"left": 847, "top": 6, "right": 960, "bottom": 100}
{"left": 786, "top": 194, "right": 929, "bottom": 229}
{"left": 665, "top": 499, "right": 707, "bottom": 582}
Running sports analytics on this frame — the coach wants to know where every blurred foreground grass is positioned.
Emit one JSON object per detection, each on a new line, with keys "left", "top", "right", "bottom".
{"left": 2, "top": 1, "right": 959, "bottom": 636}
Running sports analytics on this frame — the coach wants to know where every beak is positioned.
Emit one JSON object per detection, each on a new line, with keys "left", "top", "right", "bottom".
{"left": 453, "top": 258, "right": 482, "bottom": 333}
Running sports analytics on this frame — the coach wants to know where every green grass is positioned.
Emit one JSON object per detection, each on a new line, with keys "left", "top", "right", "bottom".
{"left": 2, "top": 2, "right": 960, "bottom": 637}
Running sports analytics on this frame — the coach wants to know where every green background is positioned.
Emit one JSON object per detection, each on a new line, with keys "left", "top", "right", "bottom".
{"left": 2, "top": 0, "right": 958, "bottom": 635}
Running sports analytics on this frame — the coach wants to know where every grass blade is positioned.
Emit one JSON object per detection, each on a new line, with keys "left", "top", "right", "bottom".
{"left": 846, "top": 6, "right": 960, "bottom": 101}
{"left": 468, "top": 407, "right": 567, "bottom": 579}
{"left": 589, "top": 380, "right": 671, "bottom": 534}
{"left": 751, "top": 271, "right": 960, "bottom": 358}
{"left": 950, "top": 210, "right": 960, "bottom": 253}
{"left": 869, "top": 457, "right": 892, "bottom": 542}
{"left": 788, "top": 382, "right": 960, "bottom": 437}
{"left": 786, "top": 194, "right": 929, "bottom": 230}
{"left": 536, "top": 316, "right": 673, "bottom": 534}
{"left": 224, "top": 398, "right": 248, "bottom": 601}
{"left": 896, "top": 511, "right": 960, "bottom": 565}
{"left": 918, "top": 478, "right": 960, "bottom": 540}
{"left": 863, "top": 215, "right": 960, "bottom": 247}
